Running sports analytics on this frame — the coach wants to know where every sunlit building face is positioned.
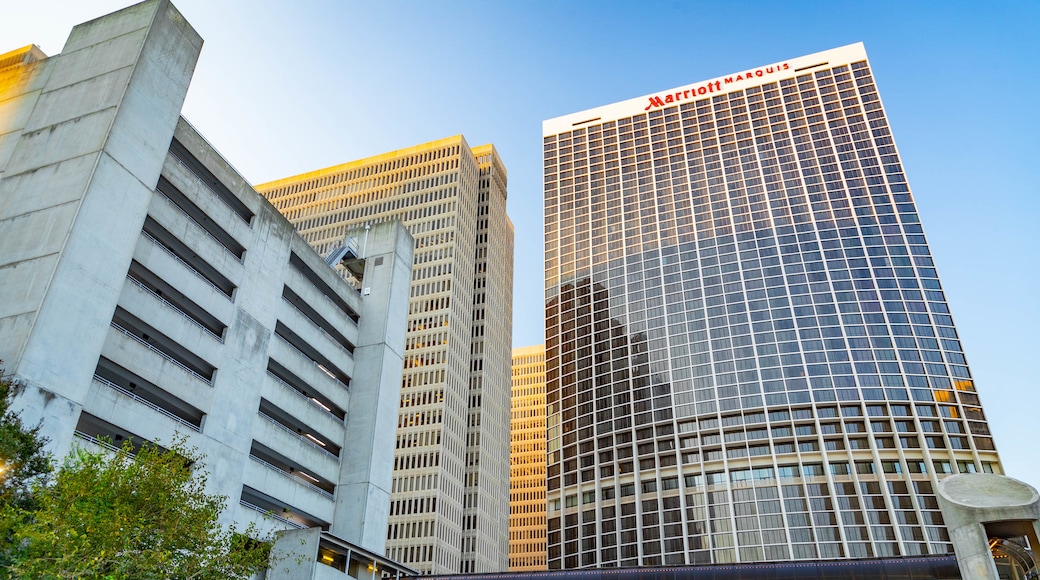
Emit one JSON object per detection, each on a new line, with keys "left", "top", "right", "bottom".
{"left": 509, "top": 345, "right": 548, "bottom": 571}
{"left": 542, "top": 43, "right": 1000, "bottom": 569}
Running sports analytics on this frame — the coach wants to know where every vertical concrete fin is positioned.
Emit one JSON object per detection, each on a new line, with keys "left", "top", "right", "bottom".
{"left": 334, "top": 221, "right": 413, "bottom": 552}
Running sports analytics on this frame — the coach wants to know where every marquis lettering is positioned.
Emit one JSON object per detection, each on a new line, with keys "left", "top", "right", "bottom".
{"left": 646, "top": 62, "right": 790, "bottom": 111}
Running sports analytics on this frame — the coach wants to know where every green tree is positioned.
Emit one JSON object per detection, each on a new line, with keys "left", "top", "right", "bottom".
{"left": 0, "top": 375, "right": 52, "bottom": 508}
{"left": 0, "top": 371, "right": 53, "bottom": 572}
{"left": 7, "top": 438, "right": 271, "bottom": 580}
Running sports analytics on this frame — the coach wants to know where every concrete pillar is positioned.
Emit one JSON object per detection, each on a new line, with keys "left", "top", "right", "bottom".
{"left": 334, "top": 221, "right": 413, "bottom": 552}
{"left": 936, "top": 473, "right": 1040, "bottom": 580}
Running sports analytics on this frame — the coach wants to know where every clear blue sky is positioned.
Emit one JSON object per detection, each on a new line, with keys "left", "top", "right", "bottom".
{"left": 5, "top": 1, "right": 1038, "bottom": 487}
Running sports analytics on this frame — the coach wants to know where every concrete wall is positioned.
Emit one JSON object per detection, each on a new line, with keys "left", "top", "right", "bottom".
{"left": 0, "top": 0, "right": 201, "bottom": 458}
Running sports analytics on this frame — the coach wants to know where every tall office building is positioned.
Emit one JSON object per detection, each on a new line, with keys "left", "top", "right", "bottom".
{"left": 509, "top": 345, "right": 548, "bottom": 571}
{"left": 542, "top": 44, "right": 1001, "bottom": 569}
{"left": 257, "top": 137, "right": 514, "bottom": 574}
{"left": 0, "top": 3, "right": 417, "bottom": 578}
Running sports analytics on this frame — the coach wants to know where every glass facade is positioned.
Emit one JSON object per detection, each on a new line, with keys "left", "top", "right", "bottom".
{"left": 542, "top": 44, "right": 1001, "bottom": 569}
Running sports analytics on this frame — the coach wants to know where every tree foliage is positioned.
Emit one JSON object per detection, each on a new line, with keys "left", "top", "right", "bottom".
{"left": 0, "top": 376, "right": 52, "bottom": 508}
{"left": 0, "top": 372, "right": 53, "bottom": 571}
{"left": 3, "top": 435, "right": 271, "bottom": 580}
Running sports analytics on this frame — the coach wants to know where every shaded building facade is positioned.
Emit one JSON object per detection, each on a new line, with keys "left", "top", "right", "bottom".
{"left": 542, "top": 44, "right": 1001, "bottom": 569}
{"left": 257, "top": 138, "right": 514, "bottom": 574}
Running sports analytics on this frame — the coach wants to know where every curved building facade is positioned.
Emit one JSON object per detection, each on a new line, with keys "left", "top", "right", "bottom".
{"left": 542, "top": 44, "right": 1001, "bottom": 569}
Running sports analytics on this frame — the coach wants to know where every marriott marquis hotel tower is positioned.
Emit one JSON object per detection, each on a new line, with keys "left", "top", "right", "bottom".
{"left": 542, "top": 44, "right": 1001, "bottom": 569}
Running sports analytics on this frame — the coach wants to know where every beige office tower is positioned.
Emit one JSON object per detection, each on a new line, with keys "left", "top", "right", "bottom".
{"left": 509, "top": 345, "right": 548, "bottom": 571}
{"left": 257, "top": 136, "right": 514, "bottom": 574}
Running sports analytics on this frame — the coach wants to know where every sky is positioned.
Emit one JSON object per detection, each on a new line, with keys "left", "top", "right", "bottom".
{"left": 3, "top": 1, "right": 1038, "bottom": 486}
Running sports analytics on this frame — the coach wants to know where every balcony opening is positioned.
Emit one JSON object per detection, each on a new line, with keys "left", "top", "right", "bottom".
{"left": 249, "top": 441, "right": 335, "bottom": 497}
{"left": 94, "top": 356, "right": 205, "bottom": 432}
{"left": 111, "top": 306, "right": 216, "bottom": 383}
{"left": 127, "top": 260, "right": 227, "bottom": 340}
{"left": 155, "top": 176, "right": 246, "bottom": 260}
{"left": 258, "top": 397, "right": 341, "bottom": 459}
{"left": 73, "top": 412, "right": 161, "bottom": 456}
{"left": 283, "top": 285, "right": 356, "bottom": 353}
{"left": 168, "top": 138, "right": 254, "bottom": 224}
{"left": 289, "top": 251, "right": 360, "bottom": 322}
{"left": 274, "top": 320, "right": 350, "bottom": 388}
{"left": 266, "top": 358, "right": 345, "bottom": 420}
{"left": 239, "top": 485, "right": 328, "bottom": 531}
{"left": 142, "top": 217, "right": 236, "bottom": 299}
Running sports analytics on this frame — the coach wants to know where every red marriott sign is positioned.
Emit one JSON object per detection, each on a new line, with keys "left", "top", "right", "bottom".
{"left": 644, "top": 63, "right": 791, "bottom": 111}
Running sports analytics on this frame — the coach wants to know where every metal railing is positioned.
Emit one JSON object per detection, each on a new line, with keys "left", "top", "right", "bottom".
{"left": 126, "top": 276, "right": 224, "bottom": 343}
{"left": 257, "top": 410, "right": 339, "bottom": 461}
{"left": 324, "top": 292, "right": 360, "bottom": 318}
{"left": 248, "top": 455, "right": 334, "bottom": 500}
{"left": 73, "top": 430, "right": 124, "bottom": 454}
{"left": 238, "top": 500, "right": 304, "bottom": 529}
{"left": 110, "top": 322, "right": 213, "bottom": 386}
{"left": 286, "top": 262, "right": 360, "bottom": 317}
{"left": 273, "top": 333, "right": 350, "bottom": 391}
{"left": 170, "top": 147, "right": 252, "bottom": 225}
{"left": 141, "top": 230, "right": 233, "bottom": 302}
{"left": 281, "top": 296, "right": 354, "bottom": 355}
{"left": 265, "top": 370, "right": 342, "bottom": 421}
{"left": 93, "top": 375, "right": 201, "bottom": 433}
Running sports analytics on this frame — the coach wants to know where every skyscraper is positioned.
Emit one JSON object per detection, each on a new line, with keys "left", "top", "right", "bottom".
{"left": 509, "top": 345, "right": 548, "bottom": 571}
{"left": 542, "top": 43, "right": 1001, "bottom": 569}
{"left": 257, "top": 137, "right": 514, "bottom": 574}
